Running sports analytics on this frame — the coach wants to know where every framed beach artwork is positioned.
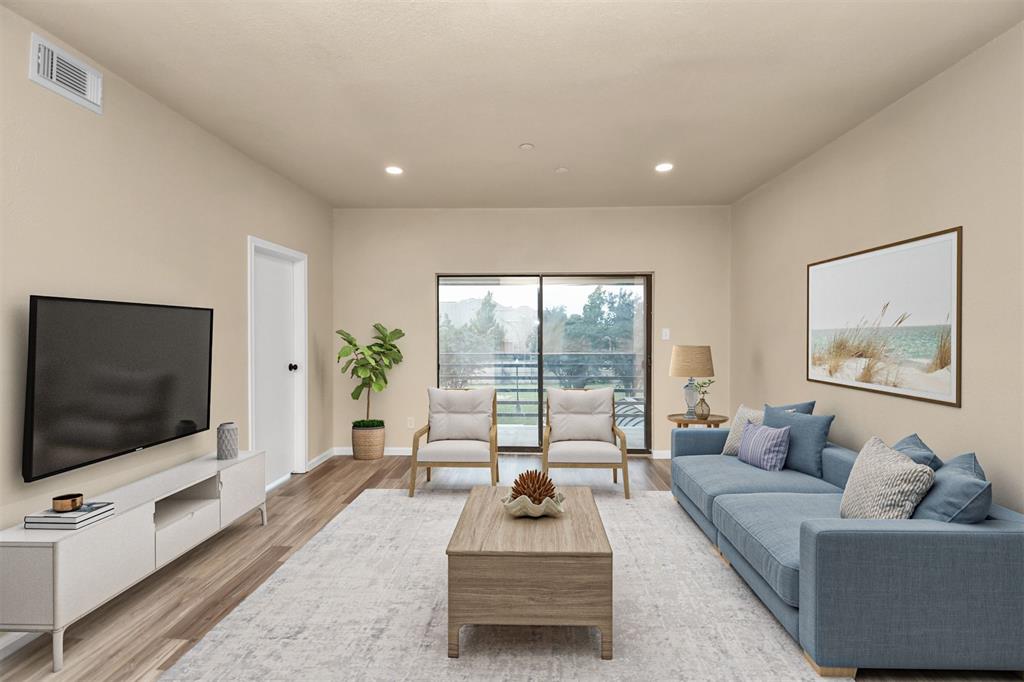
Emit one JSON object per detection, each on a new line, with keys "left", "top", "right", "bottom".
{"left": 807, "top": 226, "right": 961, "bottom": 406}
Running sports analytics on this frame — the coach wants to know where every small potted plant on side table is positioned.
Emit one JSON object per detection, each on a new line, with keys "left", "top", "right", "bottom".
{"left": 693, "top": 379, "right": 714, "bottom": 420}
{"left": 336, "top": 323, "right": 405, "bottom": 460}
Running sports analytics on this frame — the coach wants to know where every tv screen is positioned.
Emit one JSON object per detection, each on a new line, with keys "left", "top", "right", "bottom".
{"left": 22, "top": 296, "right": 213, "bottom": 482}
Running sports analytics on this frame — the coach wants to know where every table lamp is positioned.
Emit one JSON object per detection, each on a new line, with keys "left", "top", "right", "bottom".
{"left": 669, "top": 345, "right": 714, "bottom": 419}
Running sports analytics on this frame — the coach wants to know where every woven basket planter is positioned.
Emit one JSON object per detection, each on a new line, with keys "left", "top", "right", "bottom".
{"left": 352, "top": 425, "right": 385, "bottom": 460}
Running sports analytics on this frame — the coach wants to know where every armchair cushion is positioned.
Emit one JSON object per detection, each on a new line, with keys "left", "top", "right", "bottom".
{"left": 427, "top": 387, "right": 493, "bottom": 442}
{"left": 547, "top": 387, "right": 614, "bottom": 443}
{"left": 547, "top": 440, "right": 622, "bottom": 464}
{"left": 416, "top": 439, "right": 490, "bottom": 463}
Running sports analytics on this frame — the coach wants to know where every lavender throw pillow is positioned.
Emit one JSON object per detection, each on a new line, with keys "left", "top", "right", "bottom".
{"left": 737, "top": 422, "right": 791, "bottom": 471}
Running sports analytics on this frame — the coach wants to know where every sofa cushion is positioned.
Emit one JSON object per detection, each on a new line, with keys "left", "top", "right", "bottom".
{"left": 763, "top": 407, "right": 834, "bottom": 478}
{"left": 840, "top": 437, "right": 935, "bottom": 520}
{"left": 737, "top": 423, "right": 790, "bottom": 471}
{"left": 722, "top": 404, "right": 764, "bottom": 455}
{"left": 427, "top": 387, "right": 493, "bottom": 442}
{"left": 913, "top": 452, "right": 992, "bottom": 524}
{"left": 767, "top": 400, "right": 816, "bottom": 414}
{"left": 547, "top": 440, "right": 622, "bottom": 464}
{"left": 671, "top": 454, "right": 841, "bottom": 519}
{"left": 547, "top": 387, "right": 614, "bottom": 443}
{"left": 893, "top": 433, "right": 944, "bottom": 471}
{"left": 821, "top": 444, "right": 858, "bottom": 488}
{"left": 713, "top": 492, "right": 843, "bottom": 607}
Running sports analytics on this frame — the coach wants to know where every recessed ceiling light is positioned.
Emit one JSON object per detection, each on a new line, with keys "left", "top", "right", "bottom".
{"left": 554, "top": 166, "right": 569, "bottom": 174}
{"left": 385, "top": 166, "right": 403, "bottom": 175}
{"left": 519, "top": 142, "right": 535, "bottom": 151}
{"left": 655, "top": 162, "right": 674, "bottom": 173}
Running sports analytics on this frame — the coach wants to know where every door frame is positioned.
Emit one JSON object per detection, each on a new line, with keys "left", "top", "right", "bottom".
{"left": 435, "top": 272, "right": 653, "bottom": 454}
{"left": 247, "top": 236, "right": 309, "bottom": 482}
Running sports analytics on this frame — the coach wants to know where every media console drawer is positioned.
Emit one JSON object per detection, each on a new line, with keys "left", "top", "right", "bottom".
{"left": 56, "top": 503, "right": 156, "bottom": 626}
{"left": 220, "top": 452, "right": 266, "bottom": 527}
{"left": 155, "top": 498, "right": 220, "bottom": 567}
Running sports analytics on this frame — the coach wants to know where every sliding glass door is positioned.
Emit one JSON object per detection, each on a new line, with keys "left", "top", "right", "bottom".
{"left": 541, "top": 276, "right": 649, "bottom": 450}
{"left": 437, "top": 274, "right": 650, "bottom": 452}
{"left": 438, "top": 277, "right": 541, "bottom": 446}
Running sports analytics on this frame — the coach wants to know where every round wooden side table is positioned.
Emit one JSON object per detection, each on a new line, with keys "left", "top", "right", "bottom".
{"left": 667, "top": 413, "right": 728, "bottom": 429}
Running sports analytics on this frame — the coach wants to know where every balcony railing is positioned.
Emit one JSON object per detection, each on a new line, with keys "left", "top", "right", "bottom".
{"left": 439, "top": 352, "right": 647, "bottom": 446}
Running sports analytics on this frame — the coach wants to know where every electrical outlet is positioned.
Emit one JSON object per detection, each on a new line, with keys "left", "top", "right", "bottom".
{"left": 406, "top": 417, "right": 415, "bottom": 429}
{"left": 661, "top": 328, "right": 670, "bottom": 341}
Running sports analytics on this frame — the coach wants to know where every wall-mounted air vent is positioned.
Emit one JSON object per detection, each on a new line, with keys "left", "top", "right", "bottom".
{"left": 29, "top": 33, "right": 102, "bottom": 114}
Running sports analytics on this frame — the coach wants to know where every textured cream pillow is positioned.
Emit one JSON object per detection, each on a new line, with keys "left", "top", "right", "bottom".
{"left": 840, "top": 437, "right": 936, "bottom": 520}
{"left": 548, "top": 388, "right": 615, "bottom": 443}
{"left": 427, "top": 387, "right": 493, "bottom": 442}
{"left": 722, "top": 404, "right": 764, "bottom": 455}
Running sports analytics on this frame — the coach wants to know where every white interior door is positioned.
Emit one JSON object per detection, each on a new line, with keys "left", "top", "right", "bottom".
{"left": 252, "top": 247, "right": 303, "bottom": 487}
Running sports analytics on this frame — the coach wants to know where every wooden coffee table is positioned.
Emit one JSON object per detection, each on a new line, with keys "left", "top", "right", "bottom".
{"left": 446, "top": 485, "right": 613, "bottom": 659}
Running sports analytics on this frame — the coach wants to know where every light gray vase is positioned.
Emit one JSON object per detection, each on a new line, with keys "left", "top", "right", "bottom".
{"left": 217, "top": 422, "right": 239, "bottom": 460}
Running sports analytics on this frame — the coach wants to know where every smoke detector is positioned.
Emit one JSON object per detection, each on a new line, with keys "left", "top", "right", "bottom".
{"left": 29, "top": 34, "right": 102, "bottom": 114}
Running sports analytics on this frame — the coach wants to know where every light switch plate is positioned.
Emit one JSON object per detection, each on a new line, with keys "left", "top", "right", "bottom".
{"left": 661, "top": 328, "right": 670, "bottom": 341}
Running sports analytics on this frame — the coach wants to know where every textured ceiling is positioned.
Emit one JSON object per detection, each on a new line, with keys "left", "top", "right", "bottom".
{"left": 5, "top": 1, "right": 1024, "bottom": 207}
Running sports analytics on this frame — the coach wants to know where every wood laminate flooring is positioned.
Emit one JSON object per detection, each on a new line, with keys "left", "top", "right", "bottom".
{"left": 0, "top": 455, "right": 1015, "bottom": 681}
{"left": 0, "top": 455, "right": 667, "bottom": 682}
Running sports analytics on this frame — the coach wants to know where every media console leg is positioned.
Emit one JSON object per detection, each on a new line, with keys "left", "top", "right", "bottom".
{"left": 258, "top": 502, "right": 268, "bottom": 526}
{"left": 52, "top": 627, "right": 65, "bottom": 672}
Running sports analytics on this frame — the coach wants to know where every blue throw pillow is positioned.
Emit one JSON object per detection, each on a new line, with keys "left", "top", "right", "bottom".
{"left": 763, "top": 407, "right": 834, "bottom": 478}
{"left": 913, "top": 453, "right": 992, "bottom": 524}
{"left": 737, "top": 422, "right": 790, "bottom": 471}
{"left": 764, "top": 400, "right": 815, "bottom": 415}
{"left": 892, "top": 433, "right": 944, "bottom": 471}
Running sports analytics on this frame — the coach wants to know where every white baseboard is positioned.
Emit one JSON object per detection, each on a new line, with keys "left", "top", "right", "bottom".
{"left": 266, "top": 472, "right": 292, "bottom": 491}
{"left": 302, "top": 446, "right": 413, "bottom": 472}
{"left": 0, "top": 632, "right": 41, "bottom": 663}
{"left": 304, "top": 447, "right": 340, "bottom": 471}
{"left": 651, "top": 450, "right": 671, "bottom": 459}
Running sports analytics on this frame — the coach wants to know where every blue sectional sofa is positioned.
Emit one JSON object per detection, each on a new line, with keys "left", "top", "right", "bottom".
{"left": 671, "top": 427, "right": 1024, "bottom": 677}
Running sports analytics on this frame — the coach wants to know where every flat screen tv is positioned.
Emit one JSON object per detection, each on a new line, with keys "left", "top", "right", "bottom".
{"left": 22, "top": 296, "right": 213, "bottom": 482}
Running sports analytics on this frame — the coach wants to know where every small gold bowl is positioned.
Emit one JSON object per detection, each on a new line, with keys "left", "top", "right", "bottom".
{"left": 52, "top": 493, "right": 84, "bottom": 513}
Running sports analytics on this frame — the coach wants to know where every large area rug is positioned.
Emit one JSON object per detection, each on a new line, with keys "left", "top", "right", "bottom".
{"left": 163, "top": 489, "right": 838, "bottom": 681}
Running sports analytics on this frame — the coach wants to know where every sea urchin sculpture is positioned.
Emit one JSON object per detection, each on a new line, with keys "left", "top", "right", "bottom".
{"left": 510, "top": 469, "right": 557, "bottom": 505}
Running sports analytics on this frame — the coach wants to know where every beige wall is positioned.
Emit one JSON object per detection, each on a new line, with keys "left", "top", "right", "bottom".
{"left": 332, "top": 207, "right": 731, "bottom": 453}
{"left": 731, "top": 25, "right": 1024, "bottom": 511}
{"left": 0, "top": 8, "right": 334, "bottom": 527}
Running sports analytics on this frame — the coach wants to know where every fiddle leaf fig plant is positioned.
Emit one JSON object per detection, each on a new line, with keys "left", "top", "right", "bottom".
{"left": 336, "top": 323, "right": 405, "bottom": 422}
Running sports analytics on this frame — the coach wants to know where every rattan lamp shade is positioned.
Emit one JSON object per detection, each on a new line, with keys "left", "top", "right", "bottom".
{"left": 669, "top": 345, "right": 714, "bottom": 378}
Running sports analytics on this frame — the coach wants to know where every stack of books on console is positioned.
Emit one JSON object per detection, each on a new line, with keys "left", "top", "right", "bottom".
{"left": 24, "top": 501, "right": 115, "bottom": 530}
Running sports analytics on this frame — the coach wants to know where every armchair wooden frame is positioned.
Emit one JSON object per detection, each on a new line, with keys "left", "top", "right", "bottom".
{"left": 541, "top": 390, "right": 630, "bottom": 499}
{"left": 409, "top": 390, "right": 498, "bottom": 497}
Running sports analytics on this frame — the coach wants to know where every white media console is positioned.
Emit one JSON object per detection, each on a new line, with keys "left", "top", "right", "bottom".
{"left": 0, "top": 450, "right": 267, "bottom": 672}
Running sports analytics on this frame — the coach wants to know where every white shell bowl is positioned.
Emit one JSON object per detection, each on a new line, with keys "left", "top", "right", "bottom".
{"left": 501, "top": 492, "right": 566, "bottom": 518}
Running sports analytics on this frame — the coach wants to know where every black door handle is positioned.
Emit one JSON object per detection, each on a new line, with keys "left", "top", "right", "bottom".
{"left": 288, "top": 363, "right": 298, "bottom": 372}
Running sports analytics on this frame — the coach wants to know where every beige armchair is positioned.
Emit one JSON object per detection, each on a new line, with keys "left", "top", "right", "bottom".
{"left": 542, "top": 387, "right": 630, "bottom": 498}
{"left": 409, "top": 387, "right": 497, "bottom": 497}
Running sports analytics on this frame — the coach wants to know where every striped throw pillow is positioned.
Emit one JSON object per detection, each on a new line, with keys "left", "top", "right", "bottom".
{"left": 737, "top": 422, "right": 790, "bottom": 471}
{"left": 840, "top": 437, "right": 936, "bottom": 520}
